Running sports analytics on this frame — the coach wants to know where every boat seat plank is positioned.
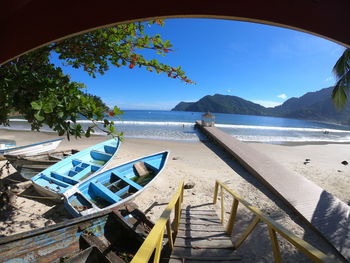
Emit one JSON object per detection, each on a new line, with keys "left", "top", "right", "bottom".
{"left": 112, "top": 173, "right": 143, "bottom": 191}
{"left": 104, "top": 178, "right": 122, "bottom": 188}
{"left": 71, "top": 159, "right": 91, "bottom": 168}
{"left": 90, "top": 182, "right": 121, "bottom": 203}
{"left": 34, "top": 174, "right": 69, "bottom": 190}
{"left": 72, "top": 159, "right": 84, "bottom": 166}
{"left": 114, "top": 185, "right": 132, "bottom": 197}
{"left": 71, "top": 166, "right": 95, "bottom": 181}
{"left": 68, "top": 169, "right": 78, "bottom": 177}
{"left": 104, "top": 145, "right": 117, "bottom": 154}
{"left": 50, "top": 172, "right": 79, "bottom": 185}
{"left": 90, "top": 150, "right": 112, "bottom": 161}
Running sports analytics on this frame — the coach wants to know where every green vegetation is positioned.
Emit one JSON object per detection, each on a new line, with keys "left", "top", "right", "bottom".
{"left": 0, "top": 20, "right": 192, "bottom": 139}
{"left": 332, "top": 48, "right": 350, "bottom": 108}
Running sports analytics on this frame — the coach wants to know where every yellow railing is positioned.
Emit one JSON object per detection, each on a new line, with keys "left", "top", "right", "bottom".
{"left": 131, "top": 181, "right": 184, "bottom": 263}
{"left": 213, "top": 180, "right": 338, "bottom": 263}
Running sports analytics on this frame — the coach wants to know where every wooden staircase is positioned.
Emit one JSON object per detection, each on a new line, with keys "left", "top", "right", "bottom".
{"left": 131, "top": 181, "right": 339, "bottom": 263}
{"left": 168, "top": 205, "right": 241, "bottom": 262}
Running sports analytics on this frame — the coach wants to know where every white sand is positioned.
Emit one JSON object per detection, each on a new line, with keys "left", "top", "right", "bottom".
{"left": 0, "top": 129, "right": 348, "bottom": 262}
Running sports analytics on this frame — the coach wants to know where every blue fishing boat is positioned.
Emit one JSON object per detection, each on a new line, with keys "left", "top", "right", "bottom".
{"left": 31, "top": 138, "right": 120, "bottom": 200}
{"left": 64, "top": 151, "right": 169, "bottom": 217}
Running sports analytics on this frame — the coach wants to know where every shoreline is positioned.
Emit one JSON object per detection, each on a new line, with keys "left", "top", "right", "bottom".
{"left": 0, "top": 129, "right": 348, "bottom": 261}
{"left": 2, "top": 127, "right": 350, "bottom": 147}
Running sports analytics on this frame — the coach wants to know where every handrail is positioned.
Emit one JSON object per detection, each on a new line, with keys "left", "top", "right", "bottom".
{"left": 131, "top": 181, "right": 184, "bottom": 263}
{"left": 213, "top": 180, "right": 339, "bottom": 263}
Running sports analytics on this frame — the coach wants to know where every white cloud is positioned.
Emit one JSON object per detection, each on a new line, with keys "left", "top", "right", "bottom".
{"left": 227, "top": 89, "right": 231, "bottom": 93}
{"left": 325, "top": 76, "right": 334, "bottom": 82}
{"left": 252, "top": 100, "right": 282, "bottom": 108}
{"left": 277, "top": 93, "right": 287, "bottom": 100}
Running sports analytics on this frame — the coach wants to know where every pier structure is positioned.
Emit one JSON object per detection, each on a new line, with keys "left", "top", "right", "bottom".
{"left": 195, "top": 121, "right": 350, "bottom": 261}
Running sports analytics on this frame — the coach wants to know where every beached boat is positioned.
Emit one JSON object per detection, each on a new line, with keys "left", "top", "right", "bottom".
{"left": 5, "top": 149, "right": 79, "bottom": 180}
{"left": 0, "top": 205, "right": 153, "bottom": 263}
{"left": 0, "top": 138, "right": 63, "bottom": 157}
{"left": 64, "top": 151, "right": 169, "bottom": 217}
{"left": 31, "top": 138, "right": 120, "bottom": 200}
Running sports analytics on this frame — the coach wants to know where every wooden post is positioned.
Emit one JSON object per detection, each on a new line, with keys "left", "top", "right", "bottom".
{"left": 153, "top": 228, "right": 164, "bottom": 263}
{"left": 213, "top": 180, "right": 219, "bottom": 204}
{"left": 268, "top": 226, "right": 282, "bottom": 263}
{"left": 166, "top": 219, "right": 174, "bottom": 251}
{"left": 226, "top": 198, "right": 239, "bottom": 235}
{"left": 174, "top": 199, "right": 181, "bottom": 235}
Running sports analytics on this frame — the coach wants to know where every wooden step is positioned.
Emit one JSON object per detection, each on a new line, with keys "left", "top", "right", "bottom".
{"left": 168, "top": 205, "right": 240, "bottom": 263}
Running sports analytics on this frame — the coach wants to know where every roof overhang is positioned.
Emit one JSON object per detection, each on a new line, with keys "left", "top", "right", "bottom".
{"left": 1, "top": 0, "right": 349, "bottom": 65}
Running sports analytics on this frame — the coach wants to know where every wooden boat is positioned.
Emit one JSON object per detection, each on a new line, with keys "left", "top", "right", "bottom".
{"left": 0, "top": 138, "right": 63, "bottom": 157}
{"left": 4, "top": 149, "right": 79, "bottom": 180}
{"left": 31, "top": 138, "right": 120, "bottom": 200}
{"left": 0, "top": 204, "right": 153, "bottom": 263}
{"left": 64, "top": 151, "right": 169, "bottom": 217}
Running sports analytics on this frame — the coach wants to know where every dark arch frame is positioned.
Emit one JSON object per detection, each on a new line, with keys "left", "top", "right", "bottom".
{"left": 1, "top": 0, "right": 350, "bottom": 65}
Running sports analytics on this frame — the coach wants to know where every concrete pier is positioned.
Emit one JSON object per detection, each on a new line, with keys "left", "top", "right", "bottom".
{"left": 196, "top": 121, "right": 350, "bottom": 261}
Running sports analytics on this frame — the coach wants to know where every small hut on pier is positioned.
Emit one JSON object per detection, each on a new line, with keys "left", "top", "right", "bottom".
{"left": 201, "top": 112, "right": 215, "bottom": 127}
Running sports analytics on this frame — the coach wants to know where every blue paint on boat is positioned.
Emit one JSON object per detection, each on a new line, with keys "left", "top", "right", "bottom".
{"left": 64, "top": 151, "right": 169, "bottom": 217}
{"left": 31, "top": 138, "right": 120, "bottom": 198}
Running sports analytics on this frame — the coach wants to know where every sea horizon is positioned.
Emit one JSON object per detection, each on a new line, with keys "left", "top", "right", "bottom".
{"left": 5, "top": 110, "right": 350, "bottom": 144}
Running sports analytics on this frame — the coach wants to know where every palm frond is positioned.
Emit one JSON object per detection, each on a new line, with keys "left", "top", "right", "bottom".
{"left": 332, "top": 70, "right": 350, "bottom": 109}
{"left": 333, "top": 48, "right": 350, "bottom": 79}
{"left": 332, "top": 48, "right": 350, "bottom": 109}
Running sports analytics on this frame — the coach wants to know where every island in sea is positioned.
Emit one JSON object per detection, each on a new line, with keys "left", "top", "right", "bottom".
{"left": 171, "top": 87, "right": 350, "bottom": 125}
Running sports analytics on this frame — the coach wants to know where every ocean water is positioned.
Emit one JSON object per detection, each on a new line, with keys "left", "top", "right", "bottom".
{"left": 5, "top": 110, "right": 350, "bottom": 144}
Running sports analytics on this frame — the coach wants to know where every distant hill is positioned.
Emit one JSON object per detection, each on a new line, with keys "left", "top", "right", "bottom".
{"left": 176, "top": 94, "right": 267, "bottom": 115}
{"left": 171, "top": 87, "right": 350, "bottom": 124}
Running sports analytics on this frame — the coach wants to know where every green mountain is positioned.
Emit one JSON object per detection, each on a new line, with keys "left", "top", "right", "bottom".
{"left": 171, "top": 87, "right": 350, "bottom": 124}
{"left": 179, "top": 94, "right": 267, "bottom": 115}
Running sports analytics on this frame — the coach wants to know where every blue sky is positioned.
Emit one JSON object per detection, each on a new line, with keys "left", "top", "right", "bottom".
{"left": 52, "top": 18, "right": 345, "bottom": 110}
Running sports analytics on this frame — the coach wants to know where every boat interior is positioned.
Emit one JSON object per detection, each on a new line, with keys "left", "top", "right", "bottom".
{"left": 32, "top": 141, "right": 119, "bottom": 194}
{"left": 0, "top": 206, "right": 153, "bottom": 263}
{"left": 67, "top": 152, "right": 167, "bottom": 215}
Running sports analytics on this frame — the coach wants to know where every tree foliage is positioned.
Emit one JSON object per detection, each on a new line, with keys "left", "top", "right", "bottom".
{"left": 332, "top": 48, "right": 350, "bottom": 109}
{"left": 0, "top": 20, "right": 192, "bottom": 139}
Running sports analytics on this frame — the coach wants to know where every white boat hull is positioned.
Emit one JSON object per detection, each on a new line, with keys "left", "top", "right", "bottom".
{"left": 0, "top": 138, "right": 63, "bottom": 157}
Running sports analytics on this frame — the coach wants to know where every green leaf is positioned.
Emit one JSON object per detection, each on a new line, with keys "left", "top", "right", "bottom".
{"left": 34, "top": 112, "right": 45, "bottom": 121}
{"left": 31, "top": 101, "right": 42, "bottom": 110}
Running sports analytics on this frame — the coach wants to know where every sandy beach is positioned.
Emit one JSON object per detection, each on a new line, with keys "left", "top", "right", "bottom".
{"left": 0, "top": 128, "right": 349, "bottom": 262}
